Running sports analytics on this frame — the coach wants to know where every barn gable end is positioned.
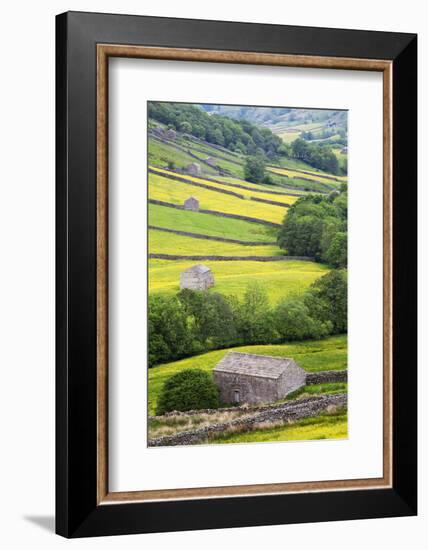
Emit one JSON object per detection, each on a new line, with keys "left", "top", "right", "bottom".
{"left": 180, "top": 264, "right": 215, "bottom": 291}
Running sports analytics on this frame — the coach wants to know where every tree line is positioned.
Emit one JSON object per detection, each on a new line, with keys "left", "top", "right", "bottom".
{"left": 277, "top": 191, "right": 347, "bottom": 268}
{"left": 148, "top": 270, "right": 347, "bottom": 367}
{"left": 149, "top": 103, "right": 347, "bottom": 177}
{"left": 148, "top": 102, "right": 285, "bottom": 159}
{"left": 286, "top": 138, "right": 341, "bottom": 175}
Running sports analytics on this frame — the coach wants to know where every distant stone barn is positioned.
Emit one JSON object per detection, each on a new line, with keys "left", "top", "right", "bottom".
{"left": 180, "top": 264, "right": 215, "bottom": 291}
{"left": 214, "top": 352, "right": 306, "bottom": 405}
{"left": 185, "top": 162, "right": 201, "bottom": 176}
{"left": 183, "top": 196, "right": 199, "bottom": 211}
{"left": 165, "top": 128, "right": 176, "bottom": 140}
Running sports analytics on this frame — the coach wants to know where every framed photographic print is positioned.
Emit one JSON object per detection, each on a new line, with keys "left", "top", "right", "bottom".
{"left": 56, "top": 11, "right": 417, "bottom": 538}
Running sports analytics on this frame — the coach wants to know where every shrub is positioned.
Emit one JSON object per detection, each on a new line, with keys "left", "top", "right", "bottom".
{"left": 156, "top": 369, "right": 219, "bottom": 415}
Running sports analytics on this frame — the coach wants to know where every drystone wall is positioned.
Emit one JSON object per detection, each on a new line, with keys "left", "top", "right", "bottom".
{"left": 148, "top": 393, "right": 347, "bottom": 447}
{"left": 306, "top": 370, "right": 348, "bottom": 385}
{"left": 149, "top": 253, "right": 314, "bottom": 262}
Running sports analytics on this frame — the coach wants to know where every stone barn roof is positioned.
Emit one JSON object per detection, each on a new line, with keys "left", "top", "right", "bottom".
{"left": 185, "top": 196, "right": 199, "bottom": 203}
{"left": 214, "top": 352, "right": 296, "bottom": 380}
{"left": 184, "top": 264, "right": 211, "bottom": 275}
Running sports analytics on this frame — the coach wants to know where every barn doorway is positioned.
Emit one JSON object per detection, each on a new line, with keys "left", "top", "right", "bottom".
{"left": 234, "top": 390, "right": 240, "bottom": 404}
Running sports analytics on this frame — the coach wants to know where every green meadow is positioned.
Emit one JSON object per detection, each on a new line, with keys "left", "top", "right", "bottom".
{"left": 148, "top": 203, "right": 277, "bottom": 243}
{"left": 148, "top": 138, "right": 219, "bottom": 175}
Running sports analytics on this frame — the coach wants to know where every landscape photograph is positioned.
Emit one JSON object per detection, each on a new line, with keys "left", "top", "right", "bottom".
{"left": 146, "top": 101, "right": 348, "bottom": 447}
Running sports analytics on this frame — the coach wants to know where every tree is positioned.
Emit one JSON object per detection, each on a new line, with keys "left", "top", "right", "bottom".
{"left": 156, "top": 369, "right": 219, "bottom": 414}
{"left": 306, "top": 269, "right": 347, "bottom": 333}
{"left": 179, "top": 121, "right": 192, "bottom": 134}
{"left": 244, "top": 155, "right": 266, "bottom": 183}
{"left": 234, "top": 141, "right": 247, "bottom": 155}
{"left": 323, "top": 232, "right": 347, "bottom": 268}
{"left": 147, "top": 101, "right": 291, "bottom": 160}
{"left": 234, "top": 282, "right": 277, "bottom": 344}
{"left": 148, "top": 294, "right": 195, "bottom": 366}
{"left": 274, "top": 297, "right": 331, "bottom": 341}
{"left": 278, "top": 194, "right": 347, "bottom": 265}
{"left": 177, "top": 289, "right": 237, "bottom": 349}
{"left": 212, "top": 127, "right": 225, "bottom": 146}
{"left": 290, "top": 138, "right": 341, "bottom": 175}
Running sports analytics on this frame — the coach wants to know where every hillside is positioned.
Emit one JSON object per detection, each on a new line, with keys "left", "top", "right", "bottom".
{"left": 201, "top": 104, "right": 348, "bottom": 145}
{"left": 149, "top": 101, "right": 348, "bottom": 177}
{"left": 147, "top": 102, "right": 348, "bottom": 446}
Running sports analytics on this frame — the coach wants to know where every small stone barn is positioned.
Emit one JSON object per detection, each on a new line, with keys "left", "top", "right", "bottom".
{"left": 165, "top": 128, "right": 176, "bottom": 140}
{"left": 205, "top": 156, "right": 216, "bottom": 166}
{"left": 180, "top": 264, "right": 215, "bottom": 291}
{"left": 185, "top": 162, "right": 201, "bottom": 176}
{"left": 214, "top": 352, "right": 306, "bottom": 405}
{"left": 183, "top": 196, "right": 199, "bottom": 211}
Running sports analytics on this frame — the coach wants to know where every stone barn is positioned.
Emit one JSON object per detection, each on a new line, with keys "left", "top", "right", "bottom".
{"left": 183, "top": 196, "right": 199, "bottom": 211}
{"left": 185, "top": 162, "right": 201, "bottom": 176}
{"left": 214, "top": 352, "right": 306, "bottom": 405}
{"left": 180, "top": 264, "right": 215, "bottom": 291}
{"left": 165, "top": 128, "right": 176, "bottom": 140}
{"left": 205, "top": 156, "right": 216, "bottom": 166}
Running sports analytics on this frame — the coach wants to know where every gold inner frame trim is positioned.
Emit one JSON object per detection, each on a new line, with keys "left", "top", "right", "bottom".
{"left": 96, "top": 44, "right": 393, "bottom": 505}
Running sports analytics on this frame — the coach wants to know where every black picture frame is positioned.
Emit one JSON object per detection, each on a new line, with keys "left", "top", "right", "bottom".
{"left": 56, "top": 10, "right": 417, "bottom": 538}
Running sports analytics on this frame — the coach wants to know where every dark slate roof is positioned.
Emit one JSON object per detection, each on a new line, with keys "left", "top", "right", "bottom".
{"left": 214, "top": 352, "right": 297, "bottom": 380}
{"left": 185, "top": 264, "right": 211, "bottom": 274}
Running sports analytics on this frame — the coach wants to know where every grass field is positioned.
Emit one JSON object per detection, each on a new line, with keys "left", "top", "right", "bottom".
{"left": 176, "top": 135, "right": 242, "bottom": 163}
{"left": 216, "top": 175, "right": 307, "bottom": 194}
{"left": 268, "top": 166, "right": 345, "bottom": 186}
{"left": 149, "top": 133, "right": 338, "bottom": 192}
{"left": 147, "top": 335, "right": 347, "bottom": 414}
{"left": 148, "top": 173, "right": 288, "bottom": 225}
{"left": 148, "top": 139, "right": 219, "bottom": 175}
{"left": 278, "top": 131, "right": 301, "bottom": 143}
{"left": 148, "top": 204, "right": 277, "bottom": 243}
{"left": 149, "top": 229, "right": 283, "bottom": 257}
{"left": 150, "top": 167, "right": 298, "bottom": 205}
{"left": 149, "top": 258, "right": 328, "bottom": 302}
{"left": 209, "top": 409, "right": 348, "bottom": 444}
{"left": 275, "top": 155, "right": 347, "bottom": 178}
